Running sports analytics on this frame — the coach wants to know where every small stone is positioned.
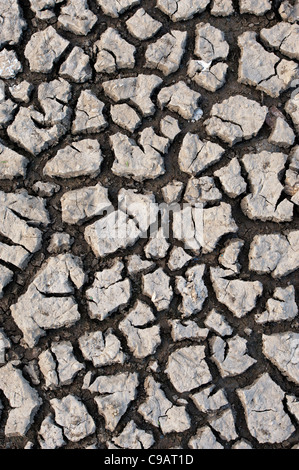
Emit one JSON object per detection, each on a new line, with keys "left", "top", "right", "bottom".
{"left": 86, "top": 260, "right": 131, "bottom": 320}
{"left": 110, "top": 103, "right": 141, "bottom": 132}
{"left": 72, "top": 89, "right": 107, "bottom": 134}
{"left": 204, "top": 309, "right": 233, "bottom": 336}
{"left": 204, "top": 95, "right": 268, "bottom": 146}
{"left": 51, "top": 395, "right": 95, "bottom": 442}
{"left": 145, "top": 30, "right": 187, "bottom": 76}
{"left": 210, "top": 267, "right": 263, "bottom": 317}
{"left": 195, "top": 23, "right": 229, "bottom": 63}
{"left": 61, "top": 183, "right": 112, "bottom": 225}
{"left": 59, "top": 46, "right": 92, "bottom": 83}
{"left": 255, "top": 286, "right": 298, "bottom": 323}
{"left": 214, "top": 158, "right": 247, "bottom": 198}
{"left": 237, "top": 373, "right": 295, "bottom": 443}
{"left": 119, "top": 301, "right": 161, "bottom": 359}
{"left": 0, "top": 49, "right": 22, "bottom": 79}
{"left": 58, "top": 0, "right": 97, "bottom": 35}
{"left": 43, "top": 139, "right": 104, "bottom": 178}
{"left": 166, "top": 345, "right": 212, "bottom": 393}
{"left": 126, "top": 8, "right": 161, "bottom": 40}
{"left": 79, "top": 329, "right": 125, "bottom": 367}
{"left": 94, "top": 28, "right": 135, "bottom": 74}
{"left": 138, "top": 376, "right": 190, "bottom": 434}
{"left": 178, "top": 133, "right": 225, "bottom": 176}
{"left": 158, "top": 81, "right": 202, "bottom": 120}
{"left": 47, "top": 233, "right": 73, "bottom": 254}
{"left": 162, "top": 180, "right": 184, "bottom": 204}
{"left": 142, "top": 268, "right": 173, "bottom": 311}
{"left": 210, "top": 335, "right": 256, "bottom": 377}
{"left": 9, "top": 81, "right": 33, "bottom": 103}
{"left": 24, "top": 26, "right": 69, "bottom": 73}
{"left": 168, "top": 246, "right": 192, "bottom": 271}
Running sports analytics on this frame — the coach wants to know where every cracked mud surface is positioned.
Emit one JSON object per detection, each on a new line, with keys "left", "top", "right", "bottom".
{"left": 0, "top": 0, "right": 299, "bottom": 450}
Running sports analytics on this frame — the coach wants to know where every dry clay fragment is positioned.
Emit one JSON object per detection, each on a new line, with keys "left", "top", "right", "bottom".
{"left": 210, "top": 267, "right": 263, "bottom": 318}
{"left": 176, "top": 264, "right": 208, "bottom": 317}
{"left": 94, "top": 28, "right": 135, "bottom": 74}
{"left": 61, "top": 183, "right": 112, "bottom": 225}
{"left": 29, "top": 0, "right": 63, "bottom": 20}
{"left": 85, "top": 371, "right": 139, "bottom": 431}
{"left": 262, "top": 332, "right": 299, "bottom": 384}
{"left": 158, "top": 81, "right": 202, "bottom": 120}
{"left": 238, "top": 31, "right": 298, "bottom": 98}
{"left": 58, "top": 0, "right": 97, "bottom": 35}
{"left": 214, "top": 158, "right": 247, "bottom": 198}
{"left": 110, "top": 104, "right": 141, "bottom": 133}
{"left": 59, "top": 46, "right": 92, "bottom": 83}
{"left": 38, "top": 415, "right": 65, "bottom": 450}
{"left": 138, "top": 376, "right": 191, "bottom": 434}
{"left": 145, "top": 30, "right": 187, "bottom": 76}
{"left": 102, "top": 74, "right": 163, "bottom": 117}
{"left": 43, "top": 140, "right": 103, "bottom": 178}
{"left": 188, "top": 60, "right": 228, "bottom": 92}
{"left": 9, "top": 80, "right": 33, "bottom": 103}
{"left": 126, "top": 8, "right": 162, "bottom": 40}
{"left": 0, "top": 265, "right": 13, "bottom": 299}
{"left": 239, "top": 0, "right": 271, "bottom": 15}
{"left": 169, "top": 319, "right": 209, "bottom": 342}
{"left": 211, "top": 0, "right": 234, "bottom": 16}
{"left": 210, "top": 335, "right": 256, "bottom": 377}
{"left": 110, "top": 132, "right": 165, "bottom": 181}
{"left": 0, "top": 49, "right": 22, "bottom": 79}
{"left": 209, "top": 408, "right": 238, "bottom": 441}
{"left": 261, "top": 22, "right": 299, "bottom": 60}
{"left": 79, "top": 329, "right": 125, "bottom": 367}
{"left": 237, "top": 373, "right": 295, "bottom": 443}
{"left": 119, "top": 300, "right": 161, "bottom": 358}
{"left": 86, "top": 260, "right": 131, "bottom": 321}
{"left": 10, "top": 254, "right": 85, "bottom": 347}
{"left": 72, "top": 89, "right": 107, "bottom": 134}
{"left": 195, "top": 22, "right": 229, "bottom": 62}
{"left": 142, "top": 268, "right": 173, "bottom": 311}
{"left": 166, "top": 345, "right": 212, "bottom": 393}
{"left": 249, "top": 231, "right": 299, "bottom": 278}
{"left": 37, "top": 78, "right": 72, "bottom": 127}
{"left": 255, "top": 286, "right": 298, "bottom": 323}
{"left": 24, "top": 26, "right": 69, "bottom": 73}
{"left": 178, "top": 132, "right": 225, "bottom": 176}
{"left": 156, "top": 0, "right": 210, "bottom": 21}
{"left": 241, "top": 151, "right": 293, "bottom": 222}
{"left": 0, "top": 362, "right": 42, "bottom": 437}
{"left": 112, "top": 420, "right": 154, "bottom": 449}
{"left": 85, "top": 210, "right": 141, "bottom": 258}
{"left": 189, "top": 426, "right": 223, "bottom": 449}
{"left": 0, "top": 329, "right": 10, "bottom": 364}
{"left": 0, "top": 0, "right": 27, "bottom": 47}
{"left": 0, "top": 141, "right": 28, "bottom": 180}
{"left": 205, "top": 95, "right": 268, "bottom": 146}
{"left": 51, "top": 395, "right": 95, "bottom": 442}
{"left": 96, "top": 0, "right": 140, "bottom": 18}
{"left": 184, "top": 176, "right": 222, "bottom": 207}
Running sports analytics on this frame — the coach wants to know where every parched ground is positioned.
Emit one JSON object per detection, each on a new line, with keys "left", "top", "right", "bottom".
{"left": 0, "top": 0, "right": 299, "bottom": 450}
